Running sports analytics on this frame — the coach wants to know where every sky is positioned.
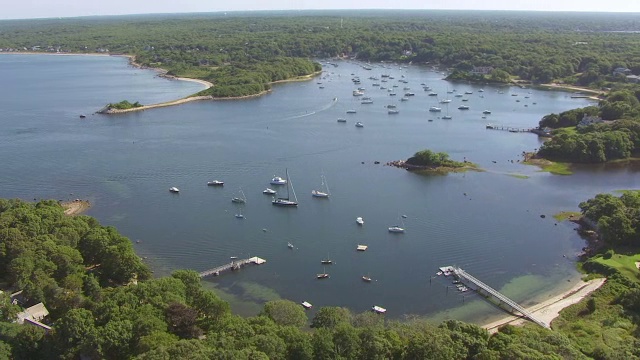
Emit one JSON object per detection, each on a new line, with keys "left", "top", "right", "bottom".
{"left": 2, "top": 0, "right": 639, "bottom": 20}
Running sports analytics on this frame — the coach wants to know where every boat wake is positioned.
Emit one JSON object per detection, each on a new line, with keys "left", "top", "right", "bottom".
{"left": 282, "top": 97, "right": 338, "bottom": 121}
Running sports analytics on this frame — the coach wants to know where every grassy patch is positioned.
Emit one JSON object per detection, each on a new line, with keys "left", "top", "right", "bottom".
{"left": 553, "top": 211, "right": 581, "bottom": 222}
{"left": 507, "top": 173, "right": 530, "bottom": 179}
{"left": 414, "top": 164, "right": 483, "bottom": 176}
{"left": 592, "top": 253, "right": 640, "bottom": 284}
{"left": 524, "top": 158, "right": 573, "bottom": 175}
{"left": 551, "top": 127, "right": 578, "bottom": 136}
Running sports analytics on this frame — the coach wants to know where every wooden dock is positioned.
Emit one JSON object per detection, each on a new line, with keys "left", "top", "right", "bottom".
{"left": 199, "top": 256, "right": 266, "bottom": 278}
{"left": 486, "top": 125, "right": 533, "bottom": 133}
{"left": 443, "top": 266, "right": 549, "bottom": 328}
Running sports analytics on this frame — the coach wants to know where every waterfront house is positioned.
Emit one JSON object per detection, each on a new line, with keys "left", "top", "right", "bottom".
{"left": 16, "top": 302, "right": 52, "bottom": 332}
{"left": 578, "top": 115, "right": 603, "bottom": 128}
{"left": 613, "top": 67, "right": 632, "bottom": 76}
{"left": 470, "top": 66, "right": 495, "bottom": 75}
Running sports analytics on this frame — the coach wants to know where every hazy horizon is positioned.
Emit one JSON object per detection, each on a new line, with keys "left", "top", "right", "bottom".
{"left": 2, "top": 0, "right": 639, "bottom": 20}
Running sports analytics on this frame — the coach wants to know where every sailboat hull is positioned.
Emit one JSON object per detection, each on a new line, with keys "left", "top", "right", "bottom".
{"left": 272, "top": 199, "right": 298, "bottom": 207}
{"left": 312, "top": 190, "right": 329, "bottom": 198}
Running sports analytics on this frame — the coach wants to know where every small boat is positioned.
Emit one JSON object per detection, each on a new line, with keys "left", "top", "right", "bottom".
{"left": 442, "top": 115, "right": 452, "bottom": 120}
{"left": 263, "top": 188, "right": 277, "bottom": 195}
{"left": 400, "top": 97, "right": 409, "bottom": 102}
{"left": 362, "top": 275, "right": 372, "bottom": 282}
{"left": 355, "top": 122, "right": 364, "bottom": 128}
{"left": 270, "top": 176, "right": 287, "bottom": 185}
{"left": 79, "top": 114, "right": 86, "bottom": 119}
{"left": 372, "top": 306, "right": 387, "bottom": 314}
{"left": 388, "top": 226, "right": 405, "bottom": 233}
{"left": 288, "top": 242, "right": 294, "bottom": 249}
{"left": 458, "top": 105, "right": 470, "bottom": 110}
{"left": 346, "top": 110, "right": 357, "bottom": 114}
{"left": 312, "top": 173, "right": 330, "bottom": 198}
{"left": 169, "top": 187, "right": 180, "bottom": 193}
{"left": 317, "top": 267, "right": 329, "bottom": 279}
{"left": 478, "top": 89, "right": 485, "bottom": 92}
{"left": 428, "top": 119, "right": 434, "bottom": 122}
{"left": 486, "top": 124, "right": 495, "bottom": 129}
{"left": 337, "top": 118, "right": 347, "bottom": 123}
{"left": 436, "top": 271, "right": 443, "bottom": 276}
{"left": 388, "top": 109, "right": 399, "bottom": 114}
{"left": 440, "top": 99, "right": 451, "bottom": 104}
{"left": 356, "top": 245, "right": 368, "bottom": 251}
{"left": 321, "top": 253, "right": 332, "bottom": 264}
{"left": 207, "top": 180, "right": 224, "bottom": 186}
{"left": 361, "top": 99, "right": 374, "bottom": 104}
{"left": 353, "top": 90, "right": 364, "bottom": 96}
{"left": 301, "top": 301, "right": 313, "bottom": 309}
{"left": 272, "top": 169, "right": 298, "bottom": 207}
{"left": 462, "top": 98, "right": 469, "bottom": 102}
{"left": 356, "top": 217, "right": 364, "bottom": 225}
{"left": 389, "top": 93, "right": 397, "bottom": 96}
{"left": 404, "top": 92, "right": 415, "bottom": 96}
{"left": 429, "top": 106, "right": 442, "bottom": 112}
{"left": 464, "top": 91, "right": 473, "bottom": 94}
{"left": 482, "top": 110, "right": 492, "bottom": 114}
{"left": 234, "top": 213, "right": 244, "bottom": 219}
{"left": 428, "top": 92, "right": 438, "bottom": 96}
{"left": 387, "top": 104, "right": 397, "bottom": 109}
{"left": 401, "top": 214, "right": 408, "bottom": 218}
{"left": 231, "top": 189, "right": 247, "bottom": 204}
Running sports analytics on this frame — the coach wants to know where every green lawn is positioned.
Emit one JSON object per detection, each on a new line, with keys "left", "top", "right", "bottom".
{"left": 593, "top": 253, "right": 640, "bottom": 283}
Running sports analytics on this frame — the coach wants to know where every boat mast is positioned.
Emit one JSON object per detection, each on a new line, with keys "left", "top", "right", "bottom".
{"left": 288, "top": 169, "right": 298, "bottom": 203}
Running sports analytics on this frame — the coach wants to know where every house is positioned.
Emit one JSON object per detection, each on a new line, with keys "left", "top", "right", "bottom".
{"left": 613, "top": 67, "right": 632, "bottom": 76}
{"left": 470, "top": 66, "right": 494, "bottom": 75}
{"left": 578, "top": 115, "right": 603, "bottom": 128}
{"left": 16, "top": 302, "right": 49, "bottom": 324}
{"left": 626, "top": 75, "right": 640, "bottom": 84}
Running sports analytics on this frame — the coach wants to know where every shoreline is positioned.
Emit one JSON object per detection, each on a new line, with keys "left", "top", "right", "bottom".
{"left": 60, "top": 199, "right": 91, "bottom": 216}
{"left": 538, "top": 83, "right": 606, "bottom": 100}
{"left": 483, "top": 277, "right": 606, "bottom": 333}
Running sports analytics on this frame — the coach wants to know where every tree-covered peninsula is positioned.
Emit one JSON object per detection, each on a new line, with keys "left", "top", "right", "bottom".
{"left": 0, "top": 198, "right": 639, "bottom": 358}
{"left": 533, "top": 90, "right": 640, "bottom": 163}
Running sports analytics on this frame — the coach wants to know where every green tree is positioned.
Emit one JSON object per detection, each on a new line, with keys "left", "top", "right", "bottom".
{"left": 262, "top": 300, "right": 307, "bottom": 328}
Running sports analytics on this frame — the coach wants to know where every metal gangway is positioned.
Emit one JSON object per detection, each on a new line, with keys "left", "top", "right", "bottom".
{"left": 199, "top": 257, "right": 266, "bottom": 278}
{"left": 451, "top": 267, "right": 549, "bottom": 328}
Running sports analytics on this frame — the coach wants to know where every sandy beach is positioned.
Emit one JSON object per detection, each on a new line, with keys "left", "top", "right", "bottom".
{"left": 483, "top": 278, "right": 606, "bottom": 333}
{"left": 539, "top": 83, "right": 606, "bottom": 100}
{"left": 61, "top": 200, "right": 91, "bottom": 216}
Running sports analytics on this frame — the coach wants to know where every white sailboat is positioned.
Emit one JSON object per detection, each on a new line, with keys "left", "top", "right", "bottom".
{"left": 442, "top": 103, "right": 452, "bottom": 120}
{"left": 231, "top": 188, "right": 247, "bottom": 204}
{"left": 312, "top": 173, "right": 330, "bottom": 198}
{"left": 272, "top": 169, "right": 298, "bottom": 207}
{"left": 388, "top": 215, "right": 405, "bottom": 233}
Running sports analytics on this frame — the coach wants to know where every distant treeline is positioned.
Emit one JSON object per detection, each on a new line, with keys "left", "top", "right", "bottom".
{"left": 1, "top": 11, "right": 640, "bottom": 97}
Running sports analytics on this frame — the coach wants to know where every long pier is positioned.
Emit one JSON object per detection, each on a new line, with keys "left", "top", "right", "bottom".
{"left": 486, "top": 125, "right": 533, "bottom": 133}
{"left": 199, "top": 257, "right": 266, "bottom": 278}
{"left": 444, "top": 266, "right": 549, "bottom": 328}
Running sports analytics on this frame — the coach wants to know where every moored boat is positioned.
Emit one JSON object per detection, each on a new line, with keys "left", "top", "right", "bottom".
{"left": 169, "top": 187, "right": 180, "bottom": 193}
{"left": 207, "top": 180, "right": 224, "bottom": 186}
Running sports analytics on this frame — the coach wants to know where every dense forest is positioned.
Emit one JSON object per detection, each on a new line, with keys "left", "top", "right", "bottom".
{"left": 0, "top": 198, "right": 639, "bottom": 359}
{"left": 1, "top": 11, "right": 640, "bottom": 97}
{"left": 536, "top": 89, "right": 640, "bottom": 163}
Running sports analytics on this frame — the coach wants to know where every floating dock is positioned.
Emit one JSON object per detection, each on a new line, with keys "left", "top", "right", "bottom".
{"left": 199, "top": 257, "right": 266, "bottom": 278}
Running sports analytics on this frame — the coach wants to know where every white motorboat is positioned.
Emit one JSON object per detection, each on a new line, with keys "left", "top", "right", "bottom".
{"left": 483, "top": 110, "right": 492, "bottom": 114}
{"left": 356, "top": 217, "right": 364, "bottom": 225}
{"left": 372, "top": 306, "right": 387, "bottom": 314}
{"left": 337, "top": 118, "right": 347, "bottom": 123}
{"left": 207, "top": 180, "right": 224, "bottom": 186}
{"left": 263, "top": 188, "right": 277, "bottom": 195}
{"left": 388, "top": 109, "right": 399, "bottom": 114}
{"left": 458, "top": 105, "right": 470, "bottom": 110}
{"left": 355, "top": 122, "right": 364, "bottom": 128}
{"left": 388, "top": 226, "right": 405, "bottom": 233}
{"left": 270, "top": 176, "right": 287, "bottom": 185}
{"left": 429, "top": 106, "right": 442, "bottom": 112}
{"left": 169, "top": 187, "right": 180, "bottom": 193}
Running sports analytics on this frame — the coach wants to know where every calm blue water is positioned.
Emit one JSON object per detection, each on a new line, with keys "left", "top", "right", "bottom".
{"left": 1, "top": 54, "right": 635, "bottom": 323}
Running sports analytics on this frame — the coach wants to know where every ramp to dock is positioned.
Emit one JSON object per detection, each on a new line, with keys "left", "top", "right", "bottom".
{"left": 449, "top": 266, "right": 549, "bottom": 328}
{"left": 200, "top": 257, "right": 266, "bottom": 278}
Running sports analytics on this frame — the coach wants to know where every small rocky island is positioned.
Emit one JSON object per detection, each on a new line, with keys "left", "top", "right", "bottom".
{"left": 388, "top": 149, "right": 480, "bottom": 174}
{"left": 98, "top": 100, "right": 144, "bottom": 114}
